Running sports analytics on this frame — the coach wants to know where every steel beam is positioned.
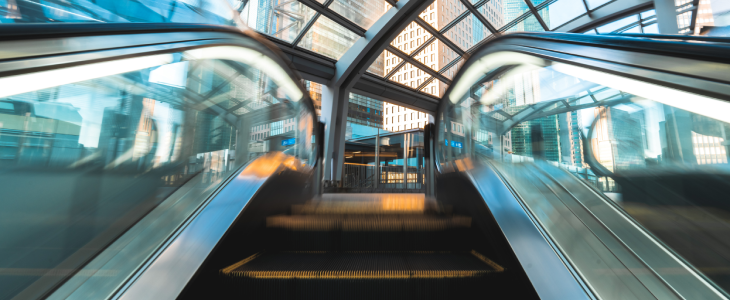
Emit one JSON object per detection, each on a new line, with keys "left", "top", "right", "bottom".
{"left": 554, "top": 0, "right": 653, "bottom": 33}
{"left": 298, "top": 0, "right": 367, "bottom": 36}
{"left": 386, "top": 44, "right": 452, "bottom": 84}
{"left": 321, "top": 0, "right": 433, "bottom": 183}
{"left": 414, "top": 17, "right": 465, "bottom": 56}
{"left": 458, "top": 0, "right": 499, "bottom": 35}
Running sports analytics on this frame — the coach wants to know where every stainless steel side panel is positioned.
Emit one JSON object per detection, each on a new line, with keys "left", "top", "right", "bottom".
{"left": 467, "top": 164, "right": 593, "bottom": 300}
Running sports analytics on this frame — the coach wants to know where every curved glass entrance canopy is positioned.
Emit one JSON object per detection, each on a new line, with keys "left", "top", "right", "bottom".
{"left": 1, "top": 0, "right": 701, "bottom": 112}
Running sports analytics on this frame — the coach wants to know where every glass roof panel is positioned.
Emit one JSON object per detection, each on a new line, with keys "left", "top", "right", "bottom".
{"left": 643, "top": 23, "right": 659, "bottom": 34}
{"left": 418, "top": 76, "right": 435, "bottom": 94}
{"left": 585, "top": 0, "right": 612, "bottom": 10}
{"left": 640, "top": 9, "right": 656, "bottom": 19}
{"left": 391, "top": 21, "right": 428, "bottom": 55}
{"left": 470, "top": 17, "right": 495, "bottom": 49}
{"left": 496, "top": 0, "right": 531, "bottom": 29}
{"left": 444, "top": 13, "right": 476, "bottom": 51}
{"left": 622, "top": 26, "right": 641, "bottom": 33}
{"left": 538, "top": 0, "right": 587, "bottom": 30}
{"left": 478, "top": 0, "right": 507, "bottom": 30}
{"left": 434, "top": 79, "right": 447, "bottom": 98}
{"left": 596, "top": 15, "right": 638, "bottom": 33}
{"left": 414, "top": 40, "right": 458, "bottom": 72}
{"left": 328, "top": 0, "right": 387, "bottom": 29}
{"left": 442, "top": 61, "right": 463, "bottom": 80}
{"left": 297, "top": 14, "right": 360, "bottom": 59}
{"left": 241, "top": 0, "right": 317, "bottom": 43}
{"left": 421, "top": 77, "right": 440, "bottom": 97}
{"left": 504, "top": 14, "right": 546, "bottom": 32}
{"left": 367, "top": 51, "right": 386, "bottom": 77}
{"left": 388, "top": 63, "right": 430, "bottom": 90}
{"left": 419, "top": 3, "right": 439, "bottom": 29}
{"left": 383, "top": 50, "right": 404, "bottom": 76}
{"left": 435, "top": 1, "right": 469, "bottom": 31}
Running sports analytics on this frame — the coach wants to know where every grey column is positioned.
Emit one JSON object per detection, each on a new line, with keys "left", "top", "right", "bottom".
{"left": 374, "top": 129, "right": 380, "bottom": 189}
{"left": 403, "top": 133, "right": 409, "bottom": 190}
{"left": 321, "top": 84, "right": 350, "bottom": 185}
{"left": 319, "top": 0, "right": 432, "bottom": 185}
{"left": 654, "top": 0, "right": 680, "bottom": 34}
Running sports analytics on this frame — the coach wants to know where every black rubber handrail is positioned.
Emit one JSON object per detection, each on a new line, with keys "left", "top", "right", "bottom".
{"left": 480, "top": 32, "right": 730, "bottom": 65}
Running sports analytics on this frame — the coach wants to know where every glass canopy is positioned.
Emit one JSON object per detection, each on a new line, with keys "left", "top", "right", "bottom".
{"left": 368, "top": 0, "right": 616, "bottom": 98}
{"left": 7, "top": 0, "right": 711, "bottom": 97}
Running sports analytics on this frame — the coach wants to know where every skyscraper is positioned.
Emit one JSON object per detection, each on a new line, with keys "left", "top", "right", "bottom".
{"left": 382, "top": 0, "right": 507, "bottom": 132}
{"left": 591, "top": 106, "right": 646, "bottom": 172}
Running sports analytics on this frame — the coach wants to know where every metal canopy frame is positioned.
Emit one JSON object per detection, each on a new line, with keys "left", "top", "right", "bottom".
{"left": 246, "top": 0, "right": 664, "bottom": 184}
{"left": 253, "top": 0, "right": 652, "bottom": 112}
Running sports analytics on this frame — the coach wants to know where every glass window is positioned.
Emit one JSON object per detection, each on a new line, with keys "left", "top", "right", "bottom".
{"left": 504, "top": 14, "right": 546, "bottom": 33}
{"left": 640, "top": 9, "right": 656, "bottom": 19}
{"left": 444, "top": 13, "right": 475, "bottom": 51}
{"left": 391, "top": 21, "right": 427, "bottom": 55}
{"left": 643, "top": 23, "right": 659, "bottom": 34}
{"left": 297, "top": 15, "right": 360, "bottom": 60}
{"left": 442, "top": 51, "right": 730, "bottom": 299}
{"left": 494, "top": 0, "right": 531, "bottom": 29}
{"left": 538, "top": 0, "right": 587, "bottom": 30}
{"left": 367, "top": 51, "right": 387, "bottom": 77}
{"left": 328, "top": 0, "right": 387, "bottom": 30}
{"left": 0, "top": 47, "right": 313, "bottom": 299}
{"left": 596, "top": 15, "right": 639, "bottom": 33}
{"left": 0, "top": 0, "right": 237, "bottom": 24}
{"left": 585, "top": 0, "right": 612, "bottom": 10}
{"left": 240, "top": 0, "right": 317, "bottom": 43}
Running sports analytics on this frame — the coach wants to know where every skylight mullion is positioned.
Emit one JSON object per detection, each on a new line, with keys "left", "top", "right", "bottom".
{"left": 292, "top": 13, "right": 321, "bottom": 45}
{"left": 439, "top": 10, "right": 471, "bottom": 34}
{"left": 409, "top": 35, "right": 437, "bottom": 58}
{"left": 438, "top": 56, "right": 462, "bottom": 74}
{"left": 688, "top": 0, "right": 700, "bottom": 32}
{"left": 610, "top": 20, "right": 641, "bottom": 33}
{"left": 580, "top": 0, "right": 591, "bottom": 13}
{"left": 457, "top": 0, "right": 499, "bottom": 35}
{"left": 414, "top": 18, "right": 465, "bottom": 56}
{"left": 386, "top": 45, "right": 452, "bottom": 85}
{"left": 297, "top": 0, "right": 367, "bottom": 36}
{"left": 385, "top": 60, "right": 407, "bottom": 80}
{"left": 532, "top": 0, "right": 559, "bottom": 11}
{"left": 498, "top": 10, "right": 534, "bottom": 32}
{"left": 417, "top": 76, "right": 435, "bottom": 91}
{"left": 523, "top": 0, "right": 549, "bottom": 31}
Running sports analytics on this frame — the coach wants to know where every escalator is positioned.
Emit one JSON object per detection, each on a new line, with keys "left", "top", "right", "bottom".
{"left": 180, "top": 193, "right": 535, "bottom": 300}
{"left": 4, "top": 20, "right": 730, "bottom": 300}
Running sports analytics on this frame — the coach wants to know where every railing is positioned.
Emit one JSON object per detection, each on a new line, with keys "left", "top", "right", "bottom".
{"left": 342, "top": 164, "right": 425, "bottom": 191}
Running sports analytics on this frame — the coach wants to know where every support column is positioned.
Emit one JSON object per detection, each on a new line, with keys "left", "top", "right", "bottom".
{"left": 317, "top": 0, "right": 431, "bottom": 186}
{"left": 654, "top": 0, "right": 680, "bottom": 34}
{"left": 321, "top": 84, "right": 350, "bottom": 185}
{"left": 374, "top": 129, "right": 380, "bottom": 189}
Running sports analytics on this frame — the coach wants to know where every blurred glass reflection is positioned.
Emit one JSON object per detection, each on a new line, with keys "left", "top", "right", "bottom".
{"left": 440, "top": 54, "right": 730, "bottom": 297}
{"left": 0, "top": 51, "right": 312, "bottom": 299}
{"left": 0, "top": 0, "right": 236, "bottom": 24}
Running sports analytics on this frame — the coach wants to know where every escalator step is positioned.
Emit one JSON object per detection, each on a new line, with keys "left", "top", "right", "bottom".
{"left": 219, "top": 251, "right": 505, "bottom": 300}
{"left": 221, "top": 251, "right": 503, "bottom": 279}
{"left": 267, "top": 215, "right": 471, "bottom": 231}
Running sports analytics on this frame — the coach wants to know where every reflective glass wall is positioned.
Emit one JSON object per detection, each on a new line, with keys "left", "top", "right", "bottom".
{"left": 0, "top": 0, "right": 236, "bottom": 24}
{"left": 439, "top": 52, "right": 730, "bottom": 299}
{"left": 0, "top": 47, "right": 314, "bottom": 299}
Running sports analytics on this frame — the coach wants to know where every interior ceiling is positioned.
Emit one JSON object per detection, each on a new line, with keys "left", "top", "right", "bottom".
{"left": 246, "top": 0, "right": 658, "bottom": 112}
